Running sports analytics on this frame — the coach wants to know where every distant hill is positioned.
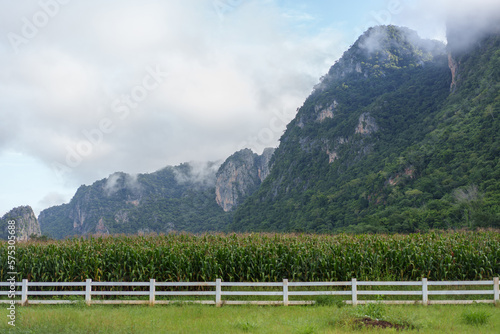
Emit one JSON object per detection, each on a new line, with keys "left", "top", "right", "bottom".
{"left": 37, "top": 150, "right": 273, "bottom": 239}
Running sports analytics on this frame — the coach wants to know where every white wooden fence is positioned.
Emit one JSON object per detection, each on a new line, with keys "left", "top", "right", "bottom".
{"left": 1, "top": 278, "right": 499, "bottom": 306}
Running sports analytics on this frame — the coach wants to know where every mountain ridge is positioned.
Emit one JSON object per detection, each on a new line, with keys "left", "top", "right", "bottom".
{"left": 4, "top": 24, "right": 500, "bottom": 238}
{"left": 36, "top": 148, "right": 274, "bottom": 239}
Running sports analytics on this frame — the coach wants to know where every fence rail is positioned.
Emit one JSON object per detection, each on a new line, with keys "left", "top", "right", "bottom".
{"left": 1, "top": 277, "right": 498, "bottom": 306}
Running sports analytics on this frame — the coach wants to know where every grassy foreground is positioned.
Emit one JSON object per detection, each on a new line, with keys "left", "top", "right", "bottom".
{"left": 1, "top": 303, "right": 499, "bottom": 333}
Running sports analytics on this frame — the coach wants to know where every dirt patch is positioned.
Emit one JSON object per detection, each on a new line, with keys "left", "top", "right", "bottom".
{"left": 356, "top": 317, "right": 406, "bottom": 330}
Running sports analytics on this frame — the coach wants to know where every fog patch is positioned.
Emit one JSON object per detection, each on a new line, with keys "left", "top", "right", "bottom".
{"left": 173, "top": 161, "right": 221, "bottom": 187}
{"left": 359, "top": 26, "right": 390, "bottom": 54}
{"left": 103, "top": 172, "right": 141, "bottom": 195}
{"left": 446, "top": 6, "right": 500, "bottom": 54}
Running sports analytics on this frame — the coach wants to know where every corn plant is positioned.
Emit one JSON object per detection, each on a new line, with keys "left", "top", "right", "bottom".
{"left": 1, "top": 231, "right": 498, "bottom": 283}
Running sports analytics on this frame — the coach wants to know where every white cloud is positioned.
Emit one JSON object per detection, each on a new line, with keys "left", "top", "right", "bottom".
{"left": 38, "top": 191, "right": 69, "bottom": 210}
{"left": 0, "top": 0, "right": 345, "bottom": 190}
{"left": 173, "top": 161, "right": 222, "bottom": 187}
{"left": 103, "top": 172, "right": 141, "bottom": 196}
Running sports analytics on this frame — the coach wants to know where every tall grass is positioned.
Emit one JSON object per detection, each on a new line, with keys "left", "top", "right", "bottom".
{"left": 461, "top": 309, "right": 492, "bottom": 326}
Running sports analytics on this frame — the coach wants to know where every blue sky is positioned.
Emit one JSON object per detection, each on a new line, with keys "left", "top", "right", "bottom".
{"left": 278, "top": 0, "right": 387, "bottom": 34}
{"left": 0, "top": 0, "right": 494, "bottom": 216}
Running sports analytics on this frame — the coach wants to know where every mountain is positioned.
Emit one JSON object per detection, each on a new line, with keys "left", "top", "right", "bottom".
{"left": 24, "top": 23, "right": 500, "bottom": 237}
{"left": 38, "top": 149, "right": 274, "bottom": 239}
{"left": 230, "top": 25, "right": 500, "bottom": 233}
{"left": 216, "top": 148, "right": 274, "bottom": 212}
{"left": 0, "top": 206, "right": 41, "bottom": 241}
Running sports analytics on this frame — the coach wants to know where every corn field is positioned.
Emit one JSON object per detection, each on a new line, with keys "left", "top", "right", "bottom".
{"left": 1, "top": 231, "right": 499, "bottom": 282}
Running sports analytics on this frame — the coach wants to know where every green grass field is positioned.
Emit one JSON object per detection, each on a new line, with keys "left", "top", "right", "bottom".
{"left": 1, "top": 303, "right": 499, "bottom": 333}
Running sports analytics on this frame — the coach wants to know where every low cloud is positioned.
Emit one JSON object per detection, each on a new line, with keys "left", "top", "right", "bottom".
{"left": 359, "top": 26, "right": 390, "bottom": 54}
{"left": 173, "top": 161, "right": 222, "bottom": 187}
{"left": 37, "top": 192, "right": 69, "bottom": 210}
{"left": 358, "top": 25, "right": 444, "bottom": 57}
{"left": 445, "top": 4, "right": 500, "bottom": 54}
{"left": 103, "top": 172, "right": 141, "bottom": 196}
{"left": 392, "top": 0, "right": 500, "bottom": 44}
{"left": 357, "top": 0, "right": 500, "bottom": 57}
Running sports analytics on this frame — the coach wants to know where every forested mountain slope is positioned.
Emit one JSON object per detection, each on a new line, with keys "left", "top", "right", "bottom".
{"left": 38, "top": 163, "right": 229, "bottom": 239}
{"left": 37, "top": 149, "right": 274, "bottom": 239}
{"left": 231, "top": 25, "right": 500, "bottom": 233}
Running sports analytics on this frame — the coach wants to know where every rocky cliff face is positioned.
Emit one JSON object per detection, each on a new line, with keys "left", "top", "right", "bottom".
{"left": 355, "top": 112, "right": 378, "bottom": 135}
{"left": 447, "top": 53, "right": 459, "bottom": 92}
{"left": 257, "top": 148, "right": 275, "bottom": 181}
{"left": 215, "top": 148, "right": 275, "bottom": 212}
{"left": 0, "top": 206, "right": 41, "bottom": 241}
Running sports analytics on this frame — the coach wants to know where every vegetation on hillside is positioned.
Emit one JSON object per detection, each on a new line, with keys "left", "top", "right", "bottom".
{"left": 39, "top": 164, "right": 229, "bottom": 239}
{"left": 231, "top": 27, "right": 500, "bottom": 233}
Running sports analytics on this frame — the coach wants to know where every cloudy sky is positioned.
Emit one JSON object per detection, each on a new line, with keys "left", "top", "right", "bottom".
{"left": 0, "top": 0, "right": 498, "bottom": 216}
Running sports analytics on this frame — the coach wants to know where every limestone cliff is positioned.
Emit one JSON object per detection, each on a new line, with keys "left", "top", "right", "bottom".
{"left": 257, "top": 148, "right": 275, "bottom": 181}
{"left": 448, "top": 53, "right": 459, "bottom": 92}
{"left": 355, "top": 112, "right": 378, "bottom": 135}
{"left": 215, "top": 148, "right": 275, "bottom": 212}
{"left": 0, "top": 206, "right": 41, "bottom": 241}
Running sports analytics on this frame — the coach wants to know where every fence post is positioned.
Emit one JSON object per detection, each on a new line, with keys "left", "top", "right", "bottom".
{"left": 85, "top": 279, "right": 92, "bottom": 306}
{"left": 149, "top": 279, "right": 156, "bottom": 306}
{"left": 21, "top": 279, "right": 28, "bottom": 306}
{"left": 422, "top": 278, "right": 428, "bottom": 306}
{"left": 494, "top": 277, "right": 499, "bottom": 304}
{"left": 283, "top": 279, "right": 289, "bottom": 306}
{"left": 215, "top": 279, "right": 222, "bottom": 307}
{"left": 351, "top": 278, "right": 357, "bottom": 306}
